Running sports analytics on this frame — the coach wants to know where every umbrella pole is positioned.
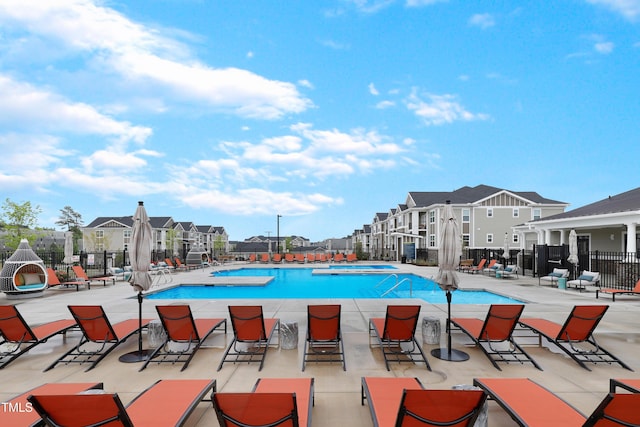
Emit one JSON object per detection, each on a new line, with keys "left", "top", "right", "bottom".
{"left": 431, "top": 290, "right": 470, "bottom": 362}
{"left": 119, "top": 291, "right": 154, "bottom": 363}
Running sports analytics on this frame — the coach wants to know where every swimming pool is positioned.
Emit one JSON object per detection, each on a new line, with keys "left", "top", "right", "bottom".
{"left": 147, "top": 268, "right": 524, "bottom": 304}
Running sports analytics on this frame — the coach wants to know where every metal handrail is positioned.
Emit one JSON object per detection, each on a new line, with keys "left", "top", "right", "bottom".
{"left": 381, "top": 277, "right": 413, "bottom": 297}
{"left": 375, "top": 274, "right": 398, "bottom": 289}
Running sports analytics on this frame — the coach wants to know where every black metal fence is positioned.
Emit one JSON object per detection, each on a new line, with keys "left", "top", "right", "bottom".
{"left": 418, "top": 246, "right": 640, "bottom": 290}
{"left": 0, "top": 249, "right": 189, "bottom": 279}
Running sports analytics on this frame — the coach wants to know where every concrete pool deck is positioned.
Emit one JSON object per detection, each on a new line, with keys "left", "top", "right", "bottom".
{"left": 1, "top": 261, "right": 639, "bottom": 426}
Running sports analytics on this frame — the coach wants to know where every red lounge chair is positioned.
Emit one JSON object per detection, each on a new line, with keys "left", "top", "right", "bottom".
{"left": 467, "top": 259, "right": 487, "bottom": 274}
{"left": 217, "top": 305, "right": 280, "bottom": 371}
{"left": 260, "top": 253, "right": 270, "bottom": 263}
{"left": 272, "top": 253, "right": 283, "bottom": 263}
{"left": 45, "top": 305, "right": 152, "bottom": 372}
{"left": 596, "top": 278, "right": 640, "bottom": 301}
{"left": 46, "top": 268, "right": 88, "bottom": 291}
{"left": 249, "top": 254, "right": 257, "bottom": 263}
{"left": 334, "top": 253, "right": 345, "bottom": 262}
{"left": 72, "top": 265, "right": 115, "bottom": 287}
{"left": 369, "top": 305, "right": 430, "bottom": 371}
{"left": 1, "top": 382, "right": 102, "bottom": 426}
{"left": 395, "top": 389, "right": 487, "bottom": 427}
{"left": 306, "top": 253, "right": 315, "bottom": 263}
{"left": 303, "top": 304, "right": 345, "bottom": 371}
{"left": 473, "top": 377, "right": 640, "bottom": 427}
{"left": 610, "top": 378, "right": 640, "bottom": 393}
{"left": 0, "top": 305, "right": 77, "bottom": 369}
{"left": 361, "top": 377, "right": 424, "bottom": 427}
{"left": 295, "top": 253, "right": 305, "bottom": 263}
{"left": 140, "top": 304, "right": 226, "bottom": 371}
{"left": 450, "top": 304, "right": 541, "bottom": 371}
{"left": 519, "top": 305, "right": 632, "bottom": 371}
{"left": 28, "top": 378, "right": 216, "bottom": 427}
{"left": 346, "top": 253, "right": 357, "bottom": 262}
{"left": 285, "top": 253, "right": 295, "bottom": 263}
{"left": 214, "top": 378, "right": 314, "bottom": 427}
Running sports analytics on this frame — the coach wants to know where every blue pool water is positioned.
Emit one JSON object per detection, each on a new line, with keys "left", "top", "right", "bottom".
{"left": 147, "top": 268, "right": 524, "bottom": 304}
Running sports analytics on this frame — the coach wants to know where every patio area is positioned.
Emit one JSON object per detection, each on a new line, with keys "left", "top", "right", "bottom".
{"left": 2, "top": 262, "right": 639, "bottom": 426}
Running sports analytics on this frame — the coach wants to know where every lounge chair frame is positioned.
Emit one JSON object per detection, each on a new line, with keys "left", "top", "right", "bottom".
{"left": 140, "top": 305, "right": 226, "bottom": 371}
{"left": 46, "top": 268, "right": 88, "bottom": 291}
{"left": 302, "top": 304, "right": 346, "bottom": 371}
{"left": 72, "top": 265, "right": 115, "bottom": 287}
{"left": 451, "top": 304, "right": 542, "bottom": 371}
{"left": 28, "top": 379, "right": 215, "bottom": 427}
{"left": 214, "top": 393, "right": 299, "bottom": 427}
{"left": 610, "top": 378, "right": 640, "bottom": 393}
{"left": 369, "top": 305, "right": 430, "bottom": 371}
{"left": 217, "top": 305, "right": 279, "bottom": 371}
{"left": 596, "top": 279, "right": 640, "bottom": 301}
{"left": 45, "top": 305, "right": 151, "bottom": 372}
{"left": 0, "top": 305, "right": 77, "bottom": 369}
{"left": 519, "top": 305, "right": 632, "bottom": 371}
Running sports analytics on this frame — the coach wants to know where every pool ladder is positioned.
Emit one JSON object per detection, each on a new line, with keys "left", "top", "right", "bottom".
{"left": 376, "top": 274, "right": 413, "bottom": 297}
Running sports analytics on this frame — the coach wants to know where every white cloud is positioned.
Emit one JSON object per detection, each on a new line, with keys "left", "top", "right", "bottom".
{"left": 376, "top": 100, "right": 396, "bottom": 109}
{"left": 0, "top": 74, "right": 152, "bottom": 143}
{"left": 594, "top": 41, "right": 615, "bottom": 53}
{"left": 469, "top": 13, "right": 496, "bottom": 29}
{"left": 0, "top": 0, "right": 311, "bottom": 119}
{"left": 369, "top": 83, "right": 380, "bottom": 96}
{"left": 405, "top": 89, "right": 490, "bottom": 126}
{"left": 586, "top": 0, "right": 640, "bottom": 21}
{"left": 406, "top": 0, "right": 449, "bottom": 7}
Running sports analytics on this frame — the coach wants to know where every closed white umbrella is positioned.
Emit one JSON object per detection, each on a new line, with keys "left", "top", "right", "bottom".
{"left": 120, "top": 201, "right": 154, "bottom": 363}
{"left": 431, "top": 202, "right": 469, "bottom": 362}
{"left": 63, "top": 231, "right": 74, "bottom": 265}
{"left": 568, "top": 229, "right": 579, "bottom": 280}
{"left": 502, "top": 233, "right": 510, "bottom": 262}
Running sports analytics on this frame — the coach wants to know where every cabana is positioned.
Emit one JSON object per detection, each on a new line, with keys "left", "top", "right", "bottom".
{"left": 0, "top": 239, "right": 47, "bottom": 299}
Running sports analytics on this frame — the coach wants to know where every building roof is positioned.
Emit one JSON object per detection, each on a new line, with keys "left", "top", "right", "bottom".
{"left": 408, "top": 185, "right": 566, "bottom": 207}
{"left": 535, "top": 187, "right": 640, "bottom": 221}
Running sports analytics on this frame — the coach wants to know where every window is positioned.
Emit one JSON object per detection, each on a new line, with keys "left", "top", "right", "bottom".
{"left": 123, "top": 230, "right": 131, "bottom": 245}
{"left": 513, "top": 208, "right": 519, "bottom": 218}
{"left": 429, "top": 234, "right": 436, "bottom": 247}
{"left": 487, "top": 208, "right": 493, "bottom": 218}
{"left": 462, "top": 209, "right": 470, "bottom": 222}
{"left": 462, "top": 234, "right": 470, "bottom": 247}
{"left": 512, "top": 234, "right": 519, "bottom": 243}
{"left": 532, "top": 208, "right": 541, "bottom": 220}
{"left": 487, "top": 233, "right": 494, "bottom": 244}
{"left": 429, "top": 210, "right": 435, "bottom": 224}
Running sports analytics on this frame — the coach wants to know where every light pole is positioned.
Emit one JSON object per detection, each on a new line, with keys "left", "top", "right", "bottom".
{"left": 277, "top": 215, "right": 282, "bottom": 254}
{"left": 266, "top": 231, "right": 272, "bottom": 254}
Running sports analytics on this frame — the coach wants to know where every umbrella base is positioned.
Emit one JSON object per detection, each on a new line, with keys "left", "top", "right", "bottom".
{"left": 119, "top": 349, "right": 155, "bottom": 363}
{"left": 431, "top": 347, "right": 469, "bottom": 362}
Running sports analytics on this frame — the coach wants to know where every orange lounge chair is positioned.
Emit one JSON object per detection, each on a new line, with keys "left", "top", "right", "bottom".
{"left": 72, "top": 265, "right": 115, "bottom": 287}
{"left": 395, "top": 388, "right": 487, "bottom": 427}
{"left": 467, "top": 259, "right": 487, "bottom": 274}
{"left": 45, "top": 305, "right": 152, "bottom": 372}
{"left": 285, "top": 253, "right": 295, "bottom": 263}
{"left": 260, "top": 253, "right": 270, "bottom": 263}
{"left": 272, "top": 253, "right": 283, "bottom": 263}
{"left": 450, "top": 304, "right": 541, "bottom": 371}
{"left": 0, "top": 305, "right": 77, "bottom": 369}
{"left": 596, "top": 278, "right": 640, "bottom": 302}
{"left": 610, "top": 378, "right": 640, "bottom": 393}
{"left": 46, "top": 268, "right": 88, "bottom": 291}
{"left": 1, "top": 382, "right": 103, "bottom": 426}
{"left": 306, "top": 253, "right": 315, "bottom": 263}
{"left": 141, "top": 305, "right": 226, "bottom": 371}
{"left": 361, "top": 377, "right": 424, "bottom": 427}
{"left": 28, "top": 378, "right": 216, "bottom": 427}
{"left": 217, "top": 305, "right": 280, "bottom": 371}
{"left": 249, "top": 254, "right": 257, "bottom": 263}
{"left": 346, "top": 253, "right": 357, "bottom": 262}
{"left": 334, "top": 253, "right": 345, "bottom": 262}
{"left": 303, "top": 304, "right": 345, "bottom": 371}
{"left": 519, "top": 305, "right": 632, "bottom": 371}
{"left": 214, "top": 378, "right": 314, "bottom": 427}
{"left": 295, "top": 253, "right": 305, "bottom": 263}
{"left": 473, "top": 377, "right": 640, "bottom": 427}
{"left": 369, "top": 305, "right": 430, "bottom": 371}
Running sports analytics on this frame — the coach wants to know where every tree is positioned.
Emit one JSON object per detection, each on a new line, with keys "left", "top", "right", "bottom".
{"left": 56, "top": 205, "right": 84, "bottom": 251}
{"left": 1, "top": 198, "right": 42, "bottom": 249}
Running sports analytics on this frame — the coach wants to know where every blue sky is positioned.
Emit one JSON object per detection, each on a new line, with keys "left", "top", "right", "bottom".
{"left": 1, "top": 0, "right": 639, "bottom": 242}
